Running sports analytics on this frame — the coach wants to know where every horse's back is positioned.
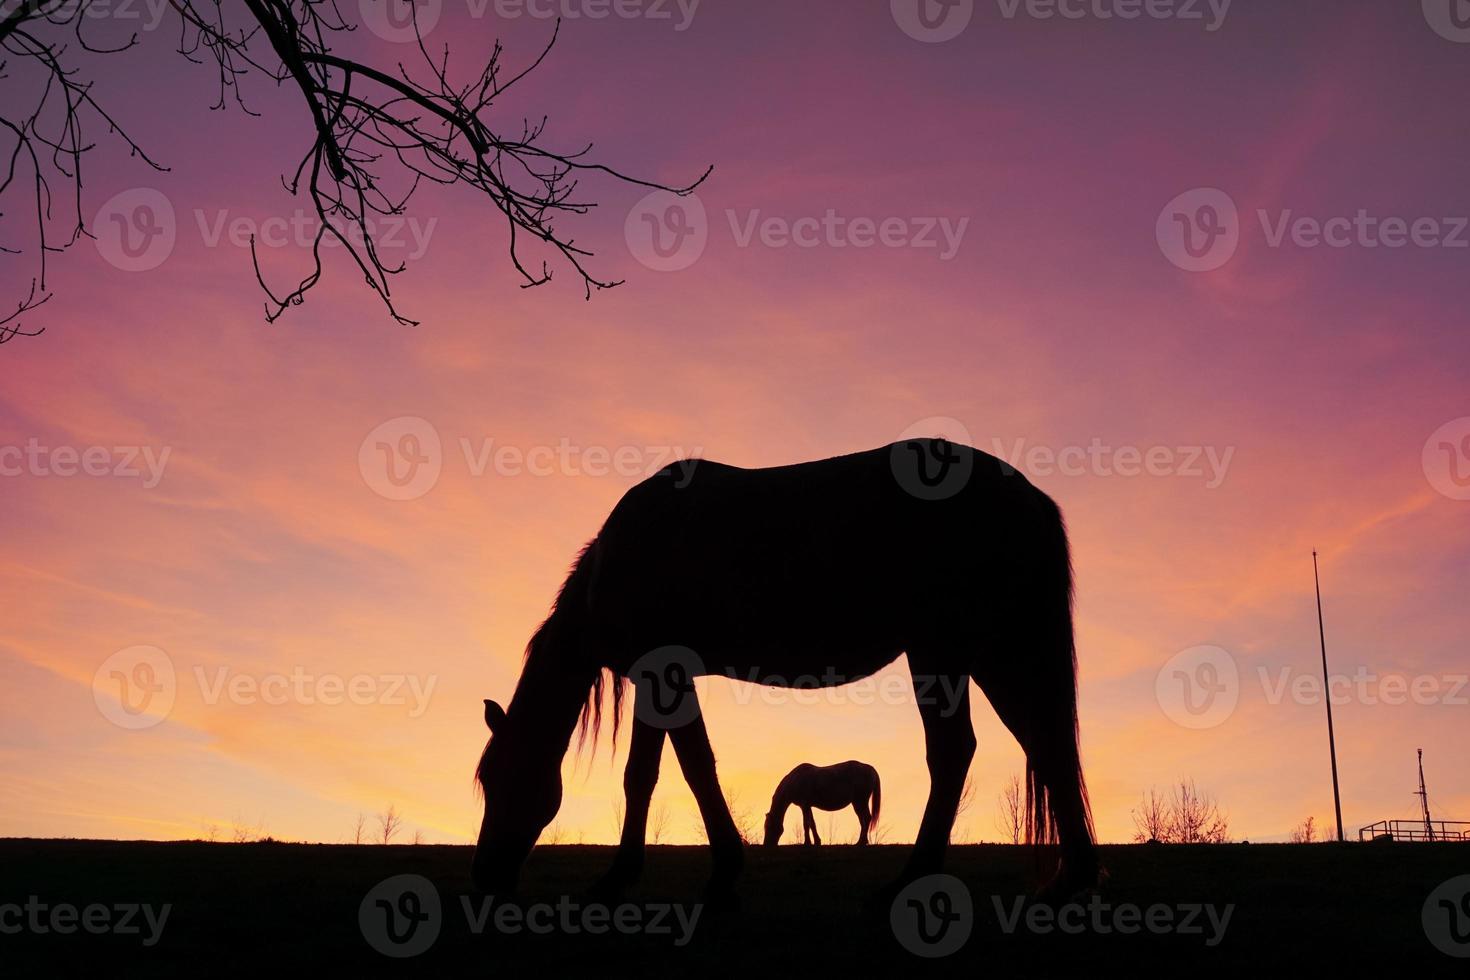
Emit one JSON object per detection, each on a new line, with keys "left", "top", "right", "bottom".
{"left": 587, "top": 441, "right": 1063, "bottom": 668}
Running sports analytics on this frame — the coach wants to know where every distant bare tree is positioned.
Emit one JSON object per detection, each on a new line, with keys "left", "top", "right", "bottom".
{"left": 611, "top": 797, "right": 625, "bottom": 838}
{"left": 1132, "top": 780, "right": 1230, "bottom": 843}
{"left": 353, "top": 812, "right": 366, "bottom": 845}
{"left": 411, "top": 829, "right": 425, "bottom": 845}
{"left": 943, "top": 773, "right": 974, "bottom": 842}
{"left": 230, "top": 812, "right": 266, "bottom": 843}
{"left": 1288, "top": 816, "right": 1318, "bottom": 844}
{"left": 823, "top": 811, "right": 847, "bottom": 846}
{"left": 995, "top": 773, "right": 1024, "bottom": 845}
{"left": 377, "top": 804, "right": 403, "bottom": 845}
{"left": 1169, "top": 779, "right": 1230, "bottom": 843}
{"left": 725, "top": 789, "right": 757, "bottom": 845}
{"left": 649, "top": 801, "right": 672, "bottom": 845}
{"left": 540, "top": 822, "right": 567, "bottom": 845}
{"left": 0, "top": 2, "right": 710, "bottom": 341}
{"left": 691, "top": 790, "right": 756, "bottom": 845}
{"left": 1132, "top": 786, "right": 1171, "bottom": 843}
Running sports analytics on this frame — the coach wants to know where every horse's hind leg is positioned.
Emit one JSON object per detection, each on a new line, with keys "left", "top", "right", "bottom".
{"left": 668, "top": 698, "right": 744, "bottom": 898}
{"left": 974, "top": 655, "right": 1098, "bottom": 898}
{"left": 853, "top": 798, "right": 871, "bottom": 846}
{"left": 897, "top": 656, "right": 975, "bottom": 882}
{"left": 591, "top": 717, "right": 665, "bottom": 898}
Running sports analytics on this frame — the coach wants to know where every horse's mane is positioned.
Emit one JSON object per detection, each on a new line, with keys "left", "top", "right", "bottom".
{"left": 545, "top": 538, "right": 623, "bottom": 758}
{"left": 475, "top": 538, "right": 622, "bottom": 795}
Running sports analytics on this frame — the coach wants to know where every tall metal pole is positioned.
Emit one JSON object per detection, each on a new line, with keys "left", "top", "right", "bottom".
{"left": 1418, "top": 749, "right": 1435, "bottom": 841}
{"left": 1313, "top": 550, "right": 1345, "bottom": 842}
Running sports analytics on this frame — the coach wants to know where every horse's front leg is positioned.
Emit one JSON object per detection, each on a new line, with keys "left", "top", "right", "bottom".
{"left": 897, "top": 660, "right": 975, "bottom": 884}
{"left": 668, "top": 699, "right": 744, "bottom": 901}
{"left": 591, "top": 717, "right": 665, "bottom": 898}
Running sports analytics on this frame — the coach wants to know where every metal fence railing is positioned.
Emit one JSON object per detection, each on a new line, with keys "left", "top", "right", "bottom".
{"left": 1358, "top": 819, "right": 1470, "bottom": 842}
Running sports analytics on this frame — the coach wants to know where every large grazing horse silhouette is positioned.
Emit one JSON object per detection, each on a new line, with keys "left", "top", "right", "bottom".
{"left": 764, "top": 761, "right": 881, "bottom": 847}
{"left": 474, "top": 439, "right": 1096, "bottom": 901}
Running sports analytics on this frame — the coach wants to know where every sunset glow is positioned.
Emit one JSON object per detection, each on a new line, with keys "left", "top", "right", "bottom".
{"left": 3, "top": 0, "right": 1468, "bottom": 855}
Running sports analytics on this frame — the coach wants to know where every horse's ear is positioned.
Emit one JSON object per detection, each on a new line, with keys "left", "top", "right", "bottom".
{"left": 483, "top": 699, "right": 506, "bottom": 733}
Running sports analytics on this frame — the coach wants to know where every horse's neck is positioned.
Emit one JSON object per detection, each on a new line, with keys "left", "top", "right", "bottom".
{"left": 775, "top": 771, "right": 808, "bottom": 808}
{"left": 508, "top": 627, "right": 594, "bottom": 745}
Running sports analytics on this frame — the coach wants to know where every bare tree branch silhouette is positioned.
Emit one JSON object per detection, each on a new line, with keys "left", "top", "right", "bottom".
{"left": 0, "top": 1, "right": 710, "bottom": 342}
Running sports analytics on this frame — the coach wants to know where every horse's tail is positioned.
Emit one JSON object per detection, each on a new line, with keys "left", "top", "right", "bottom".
{"left": 1021, "top": 499, "right": 1095, "bottom": 866}
{"left": 869, "top": 769, "right": 882, "bottom": 833}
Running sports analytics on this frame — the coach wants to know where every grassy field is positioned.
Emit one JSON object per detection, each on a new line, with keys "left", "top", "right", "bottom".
{"left": 2, "top": 839, "right": 1466, "bottom": 976}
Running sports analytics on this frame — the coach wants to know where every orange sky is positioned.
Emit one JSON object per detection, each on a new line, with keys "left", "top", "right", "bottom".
{"left": 1, "top": 0, "right": 1468, "bottom": 848}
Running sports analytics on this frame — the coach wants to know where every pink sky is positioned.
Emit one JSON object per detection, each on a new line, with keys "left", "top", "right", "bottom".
{"left": 1, "top": 0, "right": 1468, "bottom": 847}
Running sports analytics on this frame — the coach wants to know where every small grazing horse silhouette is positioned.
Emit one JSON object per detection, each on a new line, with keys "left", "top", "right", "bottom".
{"left": 474, "top": 440, "right": 1097, "bottom": 901}
{"left": 764, "top": 761, "right": 881, "bottom": 847}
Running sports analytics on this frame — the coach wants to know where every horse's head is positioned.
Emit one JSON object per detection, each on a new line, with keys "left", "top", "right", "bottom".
{"left": 472, "top": 698, "right": 563, "bottom": 894}
{"left": 762, "top": 809, "right": 783, "bottom": 848}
